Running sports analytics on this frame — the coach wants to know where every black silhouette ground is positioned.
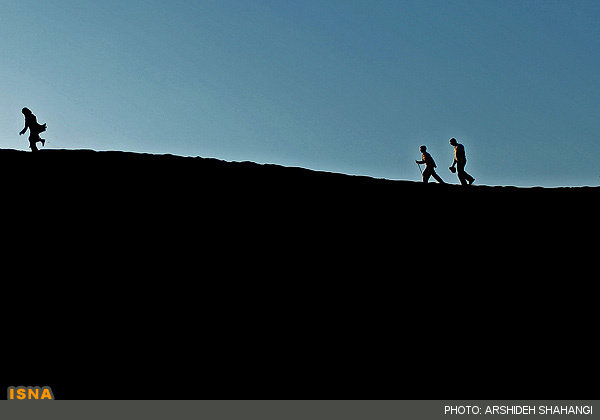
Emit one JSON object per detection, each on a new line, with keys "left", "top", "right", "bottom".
{"left": 1, "top": 149, "right": 595, "bottom": 400}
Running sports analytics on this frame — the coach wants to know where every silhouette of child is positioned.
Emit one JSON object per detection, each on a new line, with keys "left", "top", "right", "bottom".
{"left": 19, "top": 107, "right": 47, "bottom": 152}
{"left": 416, "top": 145, "right": 445, "bottom": 183}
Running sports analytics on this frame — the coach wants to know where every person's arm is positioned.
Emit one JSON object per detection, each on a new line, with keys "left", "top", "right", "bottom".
{"left": 19, "top": 117, "right": 29, "bottom": 136}
{"left": 416, "top": 159, "right": 425, "bottom": 164}
{"left": 19, "top": 120, "right": 28, "bottom": 136}
{"left": 449, "top": 156, "right": 457, "bottom": 171}
{"left": 451, "top": 151, "right": 457, "bottom": 167}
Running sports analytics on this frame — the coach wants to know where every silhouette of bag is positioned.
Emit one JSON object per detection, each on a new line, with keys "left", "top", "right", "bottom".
{"left": 449, "top": 166, "right": 456, "bottom": 173}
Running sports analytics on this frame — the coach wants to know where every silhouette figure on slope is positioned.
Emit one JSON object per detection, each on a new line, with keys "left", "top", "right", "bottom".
{"left": 415, "top": 145, "right": 445, "bottom": 183}
{"left": 449, "top": 138, "right": 474, "bottom": 185}
{"left": 19, "top": 107, "right": 47, "bottom": 152}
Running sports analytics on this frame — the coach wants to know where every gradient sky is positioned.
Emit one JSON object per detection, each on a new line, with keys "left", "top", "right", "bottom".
{"left": 1, "top": 0, "right": 599, "bottom": 187}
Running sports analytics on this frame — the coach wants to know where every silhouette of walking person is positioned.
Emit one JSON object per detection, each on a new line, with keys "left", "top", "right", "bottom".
{"left": 415, "top": 145, "right": 445, "bottom": 183}
{"left": 19, "top": 107, "right": 47, "bottom": 152}
{"left": 449, "top": 138, "right": 475, "bottom": 185}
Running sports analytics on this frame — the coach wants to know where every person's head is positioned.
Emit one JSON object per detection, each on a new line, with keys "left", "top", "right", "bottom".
{"left": 449, "top": 138, "right": 457, "bottom": 146}
{"left": 420, "top": 145, "right": 427, "bottom": 153}
{"left": 22, "top": 107, "right": 31, "bottom": 115}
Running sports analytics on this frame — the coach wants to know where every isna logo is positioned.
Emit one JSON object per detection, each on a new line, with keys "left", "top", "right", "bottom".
{"left": 7, "top": 386, "right": 55, "bottom": 400}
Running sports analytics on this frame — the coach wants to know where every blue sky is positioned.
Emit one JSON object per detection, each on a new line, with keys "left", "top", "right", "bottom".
{"left": 1, "top": 0, "right": 599, "bottom": 187}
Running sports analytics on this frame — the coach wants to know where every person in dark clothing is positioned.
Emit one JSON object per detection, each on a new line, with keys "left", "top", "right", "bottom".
{"left": 449, "top": 138, "right": 475, "bottom": 185}
{"left": 416, "top": 145, "right": 445, "bottom": 184}
{"left": 19, "top": 107, "right": 47, "bottom": 152}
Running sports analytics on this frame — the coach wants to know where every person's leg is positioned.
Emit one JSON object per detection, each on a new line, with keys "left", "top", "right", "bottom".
{"left": 432, "top": 170, "right": 445, "bottom": 184}
{"left": 457, "top": 164, "right": 467, "bottom": 185}
{"left": 457, "top": 161, "right": 474, "bottom": 185}
{"left": 467, "top": 171, "right": 475, "bottom": 184}
{"left": 29, "top": 137, "right": 38, "bottom": 152}
{"left": 461, "top": 162, "right": 474, "bottom": 185}
{"left": 422, "top": 167, "right": 432, "bottom": 183}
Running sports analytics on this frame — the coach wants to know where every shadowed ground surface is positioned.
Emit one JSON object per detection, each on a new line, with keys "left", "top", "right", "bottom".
{"left": 1, "top": 149, "right": 595, "bottom": 399}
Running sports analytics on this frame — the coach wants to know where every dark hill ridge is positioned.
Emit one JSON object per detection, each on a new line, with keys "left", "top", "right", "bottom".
{"left": 1, "top": 148, "right": 596, "bottom": 400}
{"left": 2, "top": 148, "right": 596, "bottom": 234}
{"left": 3, "top": 147, "right": 596, "bottom": 193}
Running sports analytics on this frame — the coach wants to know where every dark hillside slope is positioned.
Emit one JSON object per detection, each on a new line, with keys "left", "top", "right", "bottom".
{"left": 1, "top": 149, "right": 595, "bottom": 399}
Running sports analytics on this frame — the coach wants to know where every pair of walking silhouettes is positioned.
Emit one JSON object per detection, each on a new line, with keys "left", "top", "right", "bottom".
{"left": 415, "top": 138, "right": 475, "bottom": 185}
{"left": 19, "top": 107, "right": 47, "bottom": 152}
